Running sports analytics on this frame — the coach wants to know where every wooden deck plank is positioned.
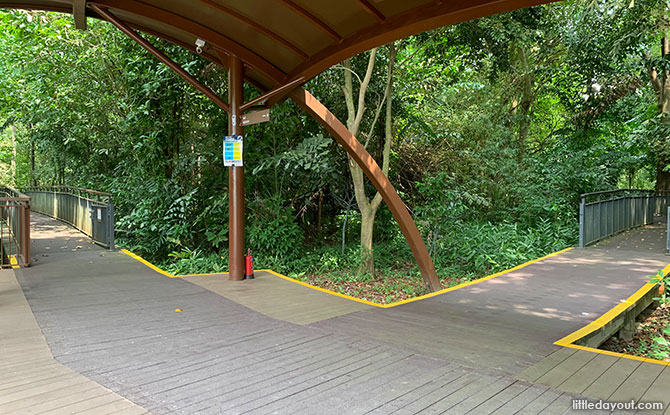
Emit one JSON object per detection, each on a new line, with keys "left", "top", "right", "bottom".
{"left": 378, "top": 371, "right": 481, "bottom": 414}
{"left": 609, "top": 361, "right": 664, "bottom": 402}
{"left": 417, "top": 375, "right": 504, "bottom": 414}
{"left": 465, "top": 381, "right": 530, "bottom": 414}
{"left": 493, "top": 382, "right": 549, "bottom": 415}
{"left": 515, "top": 389, "right": 564, "bottom": 415}
{"left": 557, "top": 353, "right": 619, "bottom": 395}
{"left": 517, "top": 348, "right": 577, "bottom": 383}
{"left": 183, "top": 271, "right": 372, "bottom": 325}
{"left": 582, "top": 358, "right": 641, "bottom": 400}
{"left": 0, "top": 268, "right": 148, "bottom": 415}
{"left": 636, "top": 366, "right": 670, "bottom": 415}
{"left": 35, "top": 392, "right": 123, "bottom": 415}
{"left": 535, "top": 350, "right": 598, "bottom": 388}
{"left": 443, "top": 377, "right": 518, "bottom": 413}
{"left": 538, "top": 393, "right": 573, "bottom": 414}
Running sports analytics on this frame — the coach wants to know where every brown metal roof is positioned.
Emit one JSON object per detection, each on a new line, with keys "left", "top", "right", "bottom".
{"left": 0, "top": 0, "right": 554, "bottom": 91}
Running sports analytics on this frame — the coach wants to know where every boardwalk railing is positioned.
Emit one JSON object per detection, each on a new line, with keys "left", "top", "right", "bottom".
{"left": 578, "top": 189, "right": 655, "bottom": 248}
{"left": 22, "top": 186, "right": 114, "bottom": 249}
{"left": 0, "top": 186, "right": 30, "bottom": 267}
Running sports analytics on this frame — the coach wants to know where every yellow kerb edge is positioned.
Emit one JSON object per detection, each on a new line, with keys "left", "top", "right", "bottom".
{"left": 554, "top": 265, "right": 670, "bottom": 366}
{"left": 9, "top": 255, "right": 19, "bottom": 269}
{"left": 121, "top": 246, "right": 573, "bottom": 309}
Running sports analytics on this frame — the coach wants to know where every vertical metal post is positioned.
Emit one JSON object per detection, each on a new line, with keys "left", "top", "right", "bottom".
{"left": 228, "top": 55, "right": 245, "bottom": 281}
{"left": 22, "top": 200, "right": 30, "bottom": 266}
{"left": 667, "top": 206, "right": 670, "bottom": 254}
{"left": 579, "top": 196, "right": 585, "bottom": 248}
{"left": 107, "top": 196, "right": 115, "bottom": 250}
{"left": 597, "top": 194, "right": 601, "bottom": 243}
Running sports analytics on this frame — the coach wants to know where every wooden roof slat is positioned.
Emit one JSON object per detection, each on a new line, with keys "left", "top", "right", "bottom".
{"left": 196, "top": 0, "right": 309, "bottom": 59}
{"left": 274, "top": 0, "right": 342, "bottom": 42}
{"left": 355, "top": 0, "right": 385, "bottom": 23}
{"left": 88, "top": 0, "right": 287, "bottom": 82}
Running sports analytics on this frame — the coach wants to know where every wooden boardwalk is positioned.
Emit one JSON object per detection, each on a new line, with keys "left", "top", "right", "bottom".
{"left": 3, "top": 213, "right": 670, "bottom": 414}
{"left": 0, "top": 267, "right": 148, "bottom": 414}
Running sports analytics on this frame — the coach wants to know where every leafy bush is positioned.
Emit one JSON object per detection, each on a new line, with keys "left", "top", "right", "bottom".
{"left": 246, "top": 194, "right": 304, "bottom": 259}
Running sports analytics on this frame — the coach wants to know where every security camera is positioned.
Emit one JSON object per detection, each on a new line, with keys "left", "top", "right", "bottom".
{"left": 195, "top": 38, "right": 206, "bottom": 54}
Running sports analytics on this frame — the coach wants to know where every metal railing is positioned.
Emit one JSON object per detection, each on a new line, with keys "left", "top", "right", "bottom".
{"left": 0, "top": 186, "right": 31, "bottom": 267}
{"left": 578, "top": 189, "right": 655, "bottom": 248}
{"left": 22, "top": 186, "right": 114, "bottom": 249}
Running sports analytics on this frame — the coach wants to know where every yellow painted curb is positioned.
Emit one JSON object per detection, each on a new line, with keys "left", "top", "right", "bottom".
{"left": 9, "top": 255, "right": 19, "bottom": 269}
{"left": 121, "top": 246, "right": 573, "bottom": 309}
{"left": 553, "top": 263, "right": 670, "bottom": 366}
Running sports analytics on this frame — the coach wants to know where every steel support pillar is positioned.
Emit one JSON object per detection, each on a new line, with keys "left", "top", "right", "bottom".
{"left": 228, "top": 55, "right": 245, "bottom": 281}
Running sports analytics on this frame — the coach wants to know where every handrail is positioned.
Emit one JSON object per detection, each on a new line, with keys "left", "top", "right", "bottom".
{"left": 0, "top": 185, "right": 30, "bottom": 200}
{"left": 579, "top": 189, "right": 655, "bottom": 248}
{"left": 21, "top": 186, "right": 114, "bottom": 249}
{"left": 22, "top": 186, "right": 111, "bottom": 201}
{"left": 0, "top": 185, "right": 31, "bottom": 267}
{"left": 580, "top": 189, "right": 654, "bottom": 198}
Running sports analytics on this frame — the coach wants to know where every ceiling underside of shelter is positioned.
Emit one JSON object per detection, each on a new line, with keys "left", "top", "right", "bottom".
{"left": 0, "top": 0, "right": 555, "bottom": 93}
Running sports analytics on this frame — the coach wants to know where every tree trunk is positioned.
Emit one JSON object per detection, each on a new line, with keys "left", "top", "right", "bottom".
{"left": 31, "top": 140, "right": 36, "bottom": 186}
{"left": 359, "top": 205, "right": 376, "bottom": 272}
{"left": 341, "top": 44, "right": 396, "bottom": 276}
{"left": 647, "top": 36, "right": 670, "bottom": 190}
{"left": 10, "top": 124, "right": 16, "bottom": 186}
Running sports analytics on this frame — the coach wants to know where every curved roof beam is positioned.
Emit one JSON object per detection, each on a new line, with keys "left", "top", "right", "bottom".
{"left": 89, "top": 0, "right": 287, "bottom": 83}
{"left": 287, "top": 0, "right": 552, "bottom": 82}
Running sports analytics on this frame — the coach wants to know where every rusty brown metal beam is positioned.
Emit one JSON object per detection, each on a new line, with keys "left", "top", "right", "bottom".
{"left": 240, "top": 76, "right": 304, "bottom": 111}
{"left": 91, "top": 5, "right": 231, "bottom": 114}
{"left": 89, "top": 0, "right": 286, "bottom": 83}
{"left": 197, "top": 0, "right": 309, "bottom": 59}
{"left": 290, "top": 88, "right": 442, "bottom": 292}
{"left": 356, "top": 0, "right": 386, "bottom": 23}
{"left": 228, "top": 55, "right": 245, "bottom": 281}
{"left": 274, "top": 0, "right": 342, "bottom": 42}
{"left": 73, "top": 0, "right": 87, "bottom": 30}
{"left": 286, "top": 0, "right": 555, "bottom": 84}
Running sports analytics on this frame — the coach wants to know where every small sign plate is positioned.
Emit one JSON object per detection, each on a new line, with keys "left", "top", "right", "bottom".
{"left": 223, "top": 135, "right": 243, "bottom": 166}
{"left": 241, "top": 109, "right": 270, "bottom": 126}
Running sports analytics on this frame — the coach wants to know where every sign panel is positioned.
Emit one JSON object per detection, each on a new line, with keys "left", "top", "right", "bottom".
{"left": 241, "top": 109, "right": 270, "bottom": 126}
{"left": 223, "top": 135, "right": 243, "bottom": 166}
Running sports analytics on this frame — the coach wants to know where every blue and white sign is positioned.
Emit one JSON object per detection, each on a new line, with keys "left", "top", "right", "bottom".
{"left": 223, "top": 135, "right": 243, "bottom": 167}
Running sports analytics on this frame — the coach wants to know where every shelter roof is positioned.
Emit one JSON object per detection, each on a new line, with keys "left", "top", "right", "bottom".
{"left": 0, "top": 0, "right": 553, "bottom": 92}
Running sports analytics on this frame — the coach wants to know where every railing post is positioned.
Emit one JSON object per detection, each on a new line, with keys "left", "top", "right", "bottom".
{"left": 107, "top": 196, "right": 115, "bottom": 250}
{"left": 667, "top": 207, "right": 670, "bottom": 255}
{"left": 579, "top": 196, "right": 585, "bottom": 248}
{"left": 22, "top": 200, "right": 30, "bottom": 266}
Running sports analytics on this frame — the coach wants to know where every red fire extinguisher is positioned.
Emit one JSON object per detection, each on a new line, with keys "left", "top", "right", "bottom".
{"left": 245, "top": 248, "right": 255, "bottom": 279}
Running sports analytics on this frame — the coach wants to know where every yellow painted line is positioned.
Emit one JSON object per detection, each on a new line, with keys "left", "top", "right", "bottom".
{"left": 9, "top": 255, "right": 19, "bottom": 269}
{"left": 560, "top": 343, "right": 670, "bottom": 366}
{"left": 121, "top": 246, "right": 573, "bottom": 308}
{"left": 260, "top": 268, "right": 385, "bottom": 308}
{"left": 260, "top": 247, "right": 573, "bottom": 308}
{"left": 553, "top": 263, "right": 670, "bottom": 366}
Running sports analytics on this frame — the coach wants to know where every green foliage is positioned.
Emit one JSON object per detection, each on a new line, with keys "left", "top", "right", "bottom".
{"left": 650, "top": 269, "right": 670, "bottom": 303}
{"left": 246, "top": 194, "right": 304, "bottom": 259}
